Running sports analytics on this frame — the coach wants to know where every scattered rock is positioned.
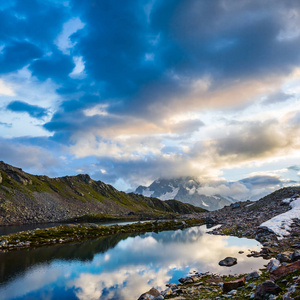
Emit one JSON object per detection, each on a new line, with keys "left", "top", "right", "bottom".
{"left": 219, "top": 257, "right": 237, "bottom": 267}
{"left": 254, "top": 280, "right": 281, "bottom": 300}
{"left": 238, "top": 251, "right": 244, "bottom": 254}
{"left": 223, "top": 277, "right": 245, "bottom": 293}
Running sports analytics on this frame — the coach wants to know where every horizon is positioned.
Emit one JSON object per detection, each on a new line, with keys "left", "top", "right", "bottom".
{"left": 0, "top": 1, "right": 300, "bottom": 200}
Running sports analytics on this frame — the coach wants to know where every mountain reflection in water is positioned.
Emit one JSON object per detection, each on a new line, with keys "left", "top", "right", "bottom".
{"left": 0, "top": 225, "right": 266, "bottom": 300}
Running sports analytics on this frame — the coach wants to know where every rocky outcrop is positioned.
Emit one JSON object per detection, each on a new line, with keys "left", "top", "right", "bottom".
{"left": 138, "top": 287, "right": 161, "bottom": 300}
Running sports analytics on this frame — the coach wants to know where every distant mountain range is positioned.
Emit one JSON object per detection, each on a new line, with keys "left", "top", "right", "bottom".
{"left": 0, "top": 162, "right": 205, "bottom": 225}
{"left": 135, "top": 177, "right": 236, "bottom": 211}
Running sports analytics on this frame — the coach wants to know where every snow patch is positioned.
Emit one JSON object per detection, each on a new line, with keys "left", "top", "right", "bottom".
{"left": 142, "top": 188, "right": 153, "bottom": 198}
{"left": 201, "top": 201, "right": 209, "bottom": 207}
{"left": 158, "top": 188, "right": 179, "bottom": 200}
{"left": 260, "top": 198, "right": 300, "bottom": 239}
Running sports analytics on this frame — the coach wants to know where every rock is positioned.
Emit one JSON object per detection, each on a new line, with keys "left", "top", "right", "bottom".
{"left": 219, "top": 257, "right": 237, "bottom": 267}
{"left": 178, "top": 276, "right": 193, "bottom": 284}
{"left": 232, "top": 202, "right": 240, "bottom": 209}
{"left": 138, "top": 288, "right": 161, "bottom": 300}
{"left": 245, "top": 271, "right": 261, "bottom": 281}
{"left": 153, "top": 296, "right": 164, "bottom": 300}
{"left": 161, "top": 288, "right": 172, "bottom": 297}
{"left": 270, "top": 260, "right": 300, "bottom": 280}
{"left": 266, "top": 259, "right": 280, "bottom": 272}
{"left": 238, "top": 251, "right": 244, "bottom": 254}
{"left": 223, "top": 277, "right": 245, "bottom": 293}
{"left": 0, "top": 171, "right": 2, "bottom": 184}
{"left": 291, "top": 250, "right": 300, "bottom": 261}
{"left": 291, "top": 243, "right": 300, "bottom": 248}
{"left": 206, "top": 216, "right": 216, "bottom": 224}
{"left": 254, "top": 280, "right": 281, "bottom": 300}
{"left": 277, "top": 252, "right": 292, "bottom": 263}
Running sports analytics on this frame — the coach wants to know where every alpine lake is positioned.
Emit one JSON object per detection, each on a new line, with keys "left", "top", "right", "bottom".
{"left": 0, "top": 223, "right": 268, "bottom": 300}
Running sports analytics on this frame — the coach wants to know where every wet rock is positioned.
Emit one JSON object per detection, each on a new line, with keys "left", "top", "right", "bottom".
{"left": 270, "top": 260, "right": 300, "bottom": 280}
{"left": 223, "top": 277, "right": 245, "bottom": 293}
{"left": 245, "top": 271, "right": 261, "bottom": 281}
{"left": 138, "top": 287, "right": 161, "bottom": 300}
{"left": 219, "top": 257, "right": 237, "bottom": 267}
{"left": 254, "top": 280, "right": 281, "bottom": 300}
{"left": 266, "top": 259, "right": 280, "bottom": 272}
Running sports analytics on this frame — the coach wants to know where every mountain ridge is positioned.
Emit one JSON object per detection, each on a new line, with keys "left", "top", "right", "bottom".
{"left": 135, "top": 176, "right": 234, "bottom": 211}
{"left": 0, "top": 161, "right": 205, "bottom": 225}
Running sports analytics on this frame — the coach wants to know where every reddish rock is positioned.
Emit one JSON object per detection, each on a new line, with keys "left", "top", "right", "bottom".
{"left": 270, "top": 260, "right": 300, "bottom": 280}
{"left": 223, "top": 277, "right": 245, "bottom": 293}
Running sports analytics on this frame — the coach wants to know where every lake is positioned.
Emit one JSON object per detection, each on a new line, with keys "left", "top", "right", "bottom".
{"left": 0, "top": 225, "right": 267, "bottom": 300}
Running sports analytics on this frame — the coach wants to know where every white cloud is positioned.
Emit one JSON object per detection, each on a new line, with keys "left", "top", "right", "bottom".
{"left": 55, "top": 17, "right": 85, "bottom": 55}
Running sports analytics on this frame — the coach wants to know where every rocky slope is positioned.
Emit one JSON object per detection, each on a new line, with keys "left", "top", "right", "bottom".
{"left": 0, "top": 161, "right": 205, "bottom": 225}
{"left": 136, "top": 177, "right": 233, "bottom": 211}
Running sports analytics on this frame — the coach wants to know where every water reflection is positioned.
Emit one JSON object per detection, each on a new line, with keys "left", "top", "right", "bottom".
{"left": 0, "top": 225, "right": 266, "bottom": 300}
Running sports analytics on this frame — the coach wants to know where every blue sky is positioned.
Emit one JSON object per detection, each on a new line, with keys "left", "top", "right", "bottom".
{"left": 0, "top": 0, "right": 300, "bottom": 198}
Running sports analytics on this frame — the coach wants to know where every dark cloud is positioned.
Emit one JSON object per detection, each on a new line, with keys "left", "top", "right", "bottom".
{"left": 7, "top": 101, "right": 49, "bottom": 119}
{"left": 30, "top": 50, "right": 75, "bottom": 82}
{"left": 0, "top": 41, "right": 42, "bottom": 73}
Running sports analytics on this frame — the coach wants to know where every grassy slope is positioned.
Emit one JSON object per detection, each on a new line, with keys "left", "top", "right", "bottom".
{"left": 0, "top": 162, "right": 205, "bottom": 225}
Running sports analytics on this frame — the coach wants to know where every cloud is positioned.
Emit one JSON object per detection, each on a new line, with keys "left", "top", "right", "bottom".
{"left": 7, "top": 100, "right": 49, "bottom": 119}
{"left": 0, "top": 138, "right": 59, "bottom": 174}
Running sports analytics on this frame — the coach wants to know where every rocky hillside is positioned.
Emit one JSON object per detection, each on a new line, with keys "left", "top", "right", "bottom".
{"left": 136, "top": 177, "right": 233, "bottom": 211}
{"left": 0, "top": 162, "right": 205, "bottom": 225}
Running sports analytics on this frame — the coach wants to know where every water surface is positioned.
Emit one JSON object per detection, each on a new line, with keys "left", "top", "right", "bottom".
{"left": 0, "top": 225, "right": 267, "bottom": 300}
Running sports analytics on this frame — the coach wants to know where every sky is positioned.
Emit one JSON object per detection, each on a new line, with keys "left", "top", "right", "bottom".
{"left": 0, "top": 0, "right": 300, "bottom": 199}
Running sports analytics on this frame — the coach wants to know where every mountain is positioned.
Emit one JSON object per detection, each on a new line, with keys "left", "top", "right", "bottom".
{"left": 135, "top": 177, "right": 234, "bottom": 211}
{"left": 0, "top": 162, "right": 205, "bottom": 225}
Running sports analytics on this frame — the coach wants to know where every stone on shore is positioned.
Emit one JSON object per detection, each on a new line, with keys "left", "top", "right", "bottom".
{"left": 218, "top": 257, "right": 237, "bottom": 267}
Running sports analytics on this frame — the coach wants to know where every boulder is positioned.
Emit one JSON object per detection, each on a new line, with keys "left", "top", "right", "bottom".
{"left": 138, "top": 288, "right": 161, "bottom": 300}
{"left": 266, "top": 259, "right": 280, "bottom": 272}
{"left": 254, "top": 280, "right": 281, "bottom": 300}
{"left": 223, "top": 277, "right": 245, "bottom": 293}
{"left": 291, "top": 250, "right": 300, "bottom": 262}
{"left": 270, "top": 260, "right": 300, "bottom": 280}
{"left": 277, "top": 252, "right": 292, "bottom": 263}
{"left": 219, "top": 257, "right": 237, "bottom": 267}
